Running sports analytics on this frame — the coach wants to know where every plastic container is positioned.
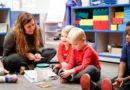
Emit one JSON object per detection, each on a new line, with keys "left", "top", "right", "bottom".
{"left": 36, "top": 63, "right": 49, "bottom": 68}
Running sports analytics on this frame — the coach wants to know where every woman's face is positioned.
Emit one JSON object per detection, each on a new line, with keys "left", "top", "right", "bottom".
{"left": 24, "top": 19, "right": 36, "bottom": 35}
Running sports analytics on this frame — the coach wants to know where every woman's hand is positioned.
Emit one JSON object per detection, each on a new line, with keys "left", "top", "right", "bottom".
{"left": 34, "top": 53, "right": 43, "bottom": 62}
{"left": 25, "top": 53, "right": 36, "bottom": 61}
{"left": 25, "top": 53, "right": 43, "bottom": 62}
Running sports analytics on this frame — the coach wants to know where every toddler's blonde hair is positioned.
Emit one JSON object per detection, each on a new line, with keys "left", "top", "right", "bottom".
{"left": 61, "top": 25, "right": 74, "bottom": 34}
{"left": 68, "top": 27, "right": 86, "bottom": 42}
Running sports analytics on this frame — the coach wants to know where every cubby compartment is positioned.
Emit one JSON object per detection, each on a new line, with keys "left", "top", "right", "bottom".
{"left": 33, "top": 14, "right": 40, "bottom": 25}
{"left": 96, "top": 32, "right": 123, "bottom": 57}
{"left": 44, "top": 22, "right": 62, "bottom": 45}
{"left": 110, "top": 5, "right": 130, "bottom": 31}
{"left": 86, "top": 32, "right": 95, "bottom": 42}
{"left": 85, "top": 32, "right": 95, "bottom": 48}
{"left": 71, "top": 8, "right": 94, "bottom": 29}
{"left": 45, "top": 32, "right": 60, "bottom": 41}
{"left": 110, "top": 6, "right": 124, "bottom": 31}
{"left": 0, "top": 8, "right": 10, "bottom": 57}
{"left": 75, "top": 8, "right": 93, "bottom": 19}
{"left": 0, "top": 8, "right": 10, "bottom": 33}
{"left": 111, "top": 6, "right": 124, "bottom": 18}
{"left": 0, "top": 10, "right": 10, "bottom": 23}
{"left": 0, "top": 35, "right": 4, "bottom": 56}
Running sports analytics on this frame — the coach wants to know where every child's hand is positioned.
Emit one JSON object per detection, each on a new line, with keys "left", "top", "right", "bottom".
{"left": 61, "top": 70, "right": 71, "bottom": 78}
{"left": 113, "top": 78, "right": 123, "bottom": 88}
{"left": 52, "top": 64, "right": 59, "bottom": 71}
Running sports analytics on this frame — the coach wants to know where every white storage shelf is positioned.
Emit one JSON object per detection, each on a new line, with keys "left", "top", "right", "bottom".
{"left": 44, "top": 22, "right": 62, "bottom": 44}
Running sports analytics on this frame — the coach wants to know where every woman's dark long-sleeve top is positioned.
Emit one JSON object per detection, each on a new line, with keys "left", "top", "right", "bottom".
{"left": 3, "top": 29, "right": 44, "bottom": 57}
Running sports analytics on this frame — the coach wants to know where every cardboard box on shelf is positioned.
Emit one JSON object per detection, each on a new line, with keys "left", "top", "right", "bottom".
{"left": 111, "top": 47, "right": 121, "bottom": 55}
{"left": 0, "top": 23, "right": 8, "bottom": 33}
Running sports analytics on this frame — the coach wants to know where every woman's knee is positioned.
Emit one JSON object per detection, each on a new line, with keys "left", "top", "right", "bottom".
{"left": 49, "top": 48, "right": 56, "bottom": 55}
{"left": 3, "top": 54, "right": 19, "bottom": 64}
{"left": 42, "top": 48, "right": 57, "bottom": 56}
{"left": 2, "top": 54, "right": 27, "bottom": 71}
{"left": 2, "top": 54, "right": 19, "bottom": 72}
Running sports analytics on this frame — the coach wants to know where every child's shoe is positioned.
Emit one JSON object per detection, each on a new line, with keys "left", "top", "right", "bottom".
{"left": 80, "top": 74, "right": 90, "bottom": 90}
{"left": 101, "top": 78, "right": 112, "bottom": 90}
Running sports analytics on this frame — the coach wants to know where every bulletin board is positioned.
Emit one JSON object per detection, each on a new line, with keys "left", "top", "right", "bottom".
{"left": 46, "top": 0, "right": 67, "bottom": 22}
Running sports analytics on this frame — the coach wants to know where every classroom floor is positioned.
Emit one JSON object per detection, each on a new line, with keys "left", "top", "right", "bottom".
{"left": 0, "top": 62, "right": 119, "bottom": 90}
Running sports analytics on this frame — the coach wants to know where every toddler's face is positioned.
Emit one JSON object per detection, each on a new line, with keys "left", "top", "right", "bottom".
{"left": 70, "top": 39, "right": 84, "bottom": 50}
{"left": 60, "top": 31, "right": 69, "bottom": 45}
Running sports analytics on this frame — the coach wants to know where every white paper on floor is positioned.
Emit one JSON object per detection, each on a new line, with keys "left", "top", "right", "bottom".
{"left": 24, "top": 68, "right": 57, "bottom": 83}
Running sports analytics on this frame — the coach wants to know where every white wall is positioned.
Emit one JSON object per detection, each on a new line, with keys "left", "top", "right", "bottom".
{"left": 36, "top": 0, "right": 50, "bottom": 13}
{"left": 0, "top": 0, "right": 50, "bottom": 13}
{"left": 21, "top": 0, "right": 50, "bottom": 13}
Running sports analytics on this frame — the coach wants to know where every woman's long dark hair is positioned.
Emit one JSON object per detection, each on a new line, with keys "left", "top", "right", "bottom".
{"left": 13, "top": 12, "right": 40, "bottom": 56}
